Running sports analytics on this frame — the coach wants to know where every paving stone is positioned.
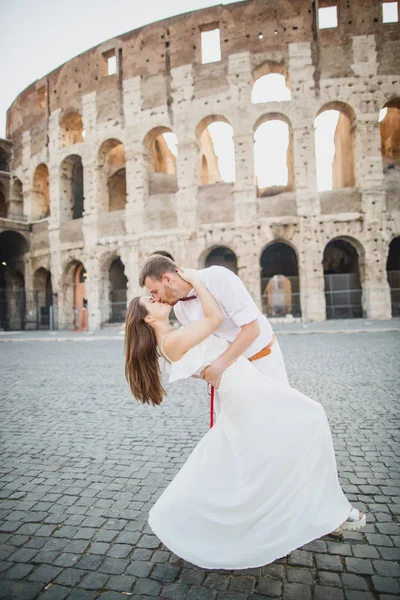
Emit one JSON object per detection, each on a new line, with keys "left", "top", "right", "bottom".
{"left": 0, "top": 580, "right": 44, "bottom": 600}
{"left": 344, "top": 558, "right": 374, "bottom": 575}
{"left": 53, "top": 554, "right": 80, "bottom": 568}
{"left": 314, "top": 585, "right": 345, "bottom": 600}
{"left": 371, "top": 576, "right": 400, "bottom": 595}
{"left": 98, "top": 557, "right": 129, "bottom": 574}
{"left": 36, "top": 584, "right": 71, "bottom": 600}
{"left": 28, "top": 564, "right": 63, "bottom": 583}
{"left": 105, "top": 574, "right": 136, "bottom": 591}
{"left": 161, "top": 582, "right": 190, "bottom": 600}
{"left": 133, "top": 577, "right": 162, "bottom": 596}
{"left": 5, "top": 563, "right": 35, "bottom": 579}
{"left": 106, "top": 543, "right": 131, "bottom": 558}
{"left": 65, "top": 592, "right": 98, "bottom": 600}
{"left": 180, "top": 567, "right": 206, "bottom": 585}
{"left": 229, "top": 576, "right": 255, "bottom": 594}
{"left": 315, "top": 554, "right": 343, "bottom": 572}
{"left": 79, "top": 571, "right": 110, "bottom": 590}
{"left": 204, "top": 573, "right": 230, "bottom": 590}
{"left": 54, "top": 567, "right": 85, "bottom": 587}
{"left": 351, "top": 545, "right": 380, "bottom": 559}
{"left": 186, "top": 587, "right": 217, "bottom": 600}
{"left": 372, "top": 559, "right": 400, "bottom": 577}
{"left": 282, "top": 582, "right": 311, "bottom": 600}
{"left": 74, "top": 555, "right": 103, "bottom": 571}
{"left": 255, "top": 578, "right": 283, "bottom": 597}
{"left": 288, "top": 550, "right": 313, "bottom": 567}
{"left": 150, "top": 563, "right": 179, "bottom": 582}
{"left": 286, "top": 567, "right": 313, "bottom": 585}
{"left": 318, "top": 571, "right": 341, "bottom": 587}
{"left": 87, "top": 542, "right": 110, "bottom": 555}
{"left": 125, "top": 560, "right": 153, "bottom": 578}
{"left": 94, "top": 529, "right": 118, "bottom": 543}
{"left": 217, "top": 592, "right": 247, "bottom": 600}
{"left": 340, "top": 574, "right": 369, "bottom": 590}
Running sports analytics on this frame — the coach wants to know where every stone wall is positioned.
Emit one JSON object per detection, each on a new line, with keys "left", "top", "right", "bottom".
{"left": 1, "top": 0, "right": 400, "bottom": 329}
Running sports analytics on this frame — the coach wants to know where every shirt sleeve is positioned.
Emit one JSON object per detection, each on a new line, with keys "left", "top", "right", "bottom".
{"left": 208, "top": 267, "right": 260, "bottom": 327}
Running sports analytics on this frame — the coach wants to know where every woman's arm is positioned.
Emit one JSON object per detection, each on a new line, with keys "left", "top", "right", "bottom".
{"left": 162, "top": 269, "right": 223, "bottom": 361}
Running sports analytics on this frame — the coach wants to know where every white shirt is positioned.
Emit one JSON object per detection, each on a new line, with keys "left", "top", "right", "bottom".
{"left": 173, "top": 266, "right": 274, "bottom": 358}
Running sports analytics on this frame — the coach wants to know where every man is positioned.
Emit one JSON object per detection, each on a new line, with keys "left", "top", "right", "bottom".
{"left": 139, "top": 254, "right": 288, "bottom": 388}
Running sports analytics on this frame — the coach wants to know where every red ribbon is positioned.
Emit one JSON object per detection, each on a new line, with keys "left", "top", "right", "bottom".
{"left": 209, "top": 385, "right": 215, "bottom": 428}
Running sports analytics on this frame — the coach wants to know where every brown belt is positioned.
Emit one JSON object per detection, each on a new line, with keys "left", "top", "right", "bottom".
{"left": 248, "top": 335, "right": 276, "bottom": 362}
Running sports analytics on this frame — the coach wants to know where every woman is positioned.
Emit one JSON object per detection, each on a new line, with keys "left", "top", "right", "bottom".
{"left": 125, "top": 268, "right": 366, "bottom": 570}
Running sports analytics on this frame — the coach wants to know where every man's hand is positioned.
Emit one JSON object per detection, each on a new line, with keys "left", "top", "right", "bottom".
{"left": 201, "top": 358, "right": 227, "bottom": 388}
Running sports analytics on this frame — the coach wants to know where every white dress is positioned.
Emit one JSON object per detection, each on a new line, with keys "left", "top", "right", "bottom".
{"left": 148, "top": 335, "right": 351, "bottom": 570}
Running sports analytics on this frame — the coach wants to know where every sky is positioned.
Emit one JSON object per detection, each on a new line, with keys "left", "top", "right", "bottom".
{"left": 0, "top": 0, "right": 242, "bottom": 138}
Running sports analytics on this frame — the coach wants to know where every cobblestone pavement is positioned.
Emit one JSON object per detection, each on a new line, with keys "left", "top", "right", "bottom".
{"left": 0, "top": 333, "right": 399, "bottom": 600}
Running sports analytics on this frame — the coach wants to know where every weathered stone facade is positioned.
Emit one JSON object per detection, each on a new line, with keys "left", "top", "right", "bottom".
{"left": 1, "top": 0, "right": 400, "bottom": 329}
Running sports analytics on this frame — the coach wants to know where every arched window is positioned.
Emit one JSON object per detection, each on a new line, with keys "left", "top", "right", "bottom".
{"left": 386, "top": 236, "right": 400, "bottom": 316}
{"left": 252, "top": 73, "right": 291, "bottom": 103}
{"left": 60, "top": 155, "right": 84, "bottom": 220}
{"left": 32, "top": 164, "right": 50, "bottom": 220}
{"left": 254, "top": 115, "right": 294, "bottom": 196}
{"left": 0, "top": 230, "right": 29, "bottom": 330}
{"left": 109, "top": 258, "right": 128, "bottom": 323}
{"left": 0, "top": 183, "right": 7, "bottom": 217}
{"left": 315, "top": 103, "right": 356, "bottom": 191}
{"left": 260, "top": 242, "right": 300, "bottom": 317}
{"left": 197, "top": 117, "right": 235, "bottom": 185}
{"left": 323, "top": 238, "right": 363, "bottom": 319}
{"left": 205, "top": 247, "right": 238, "bottom": 274}
{"left": 379, "top": 98, "right": 400, "bottom": 170}
{"left": 98, "top": 139, "right": 127, "bottom": 211}
{"left": 145, "top": 127, "right": 178, "bottom": 195}
{"left": 59, "top": 110, "right": 84, "bottom": 147}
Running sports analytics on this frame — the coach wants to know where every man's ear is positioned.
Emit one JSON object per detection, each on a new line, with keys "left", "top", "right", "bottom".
{"left": 163, "top": 273, "right": 174, "bottom": 284}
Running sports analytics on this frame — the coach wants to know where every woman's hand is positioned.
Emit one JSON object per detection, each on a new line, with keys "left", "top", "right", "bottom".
{"left": 176, "top": 268, "right": 198, "bottom": 285}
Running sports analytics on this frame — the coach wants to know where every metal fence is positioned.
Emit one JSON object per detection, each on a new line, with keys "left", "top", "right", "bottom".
{"left": 387, "top": 270, "right": 400, "bottom": 317}
{"left": 324, "top": 273, "right": 363, "bottom": 320}
{"left": 0, "top": 290, "right": 57, "bottom": 331}
{"left": 109, "top": 289, "right": 127, "bottom": 323}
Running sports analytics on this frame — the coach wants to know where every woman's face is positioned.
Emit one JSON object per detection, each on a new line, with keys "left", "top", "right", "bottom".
{"left": 140, "top": 296, "right": 172, "bottom": 322}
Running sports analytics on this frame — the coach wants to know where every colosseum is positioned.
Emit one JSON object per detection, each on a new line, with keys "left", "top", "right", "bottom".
{"left": 0, "top": 0, "right": 399, "bottom": 331}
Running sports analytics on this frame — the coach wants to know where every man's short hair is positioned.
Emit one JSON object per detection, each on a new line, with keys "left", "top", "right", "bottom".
{"left": 139, "top": 254, "right": 179, "bottom": 287}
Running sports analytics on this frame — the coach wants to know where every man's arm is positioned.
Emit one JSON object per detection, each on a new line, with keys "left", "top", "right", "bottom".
{"left": 201, "top": 319, "right": 260, "bottom": 387}
{"left": 200, "top": 267, "right": 262, "bottom": 387}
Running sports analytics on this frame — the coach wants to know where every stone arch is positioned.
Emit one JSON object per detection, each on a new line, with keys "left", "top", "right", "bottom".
{"left": 0, "top": 230, "right": 29, "bottom": 330}
{"left": 379, "top": 97, "right": 400, "bottom": 171}
{"left": 259, "top": 241, "right": 301, "bottom": 317}
{"left": 254, "top": 114, "right": 294, "bottom": 197}
{"left": 144, "top": 127, "right": 178, "bottom": 195}
{"left": 252, "top": 61, "right": 291, "bottom": 103}
{"left": 62, "top": 260, "right": 87, "bottom": 329}
{"left": 98, "top": 139, "right": 127, "bottom": 211}
{"left": 0, "top": 146, "right": 9, "bottom": 172}
{"left": 59, "top": 109, "right": 84, "bottom": 147}
{"left": 315, "top": 102, "right": 356, "bottom": 191}
{"left": 33, "top": 267, "right": 53, "bottom": 327}
{"left": 204, "top": 246, "right": 238, "bottom": 274}
{"left": 322, "top": 236, "right": 365, "bottom": 319}
{"left": 32, "top": 163, "right": 50, "bottom": 220}
{"left": 0, "top": 182, "right": 7, "bottom": 217}
{"left": 10, "top": 178, "right": 24, "bottom": 218}
{"left": 196, "top": 115, "right": 235, "bottom": 184}
{"left": 108, "top": 257, "right": 128, "bottom": 323}
{"left": 60, "top": 154, "right": 84, "bottom": 220}
{"left": 386, "top": 236, "right": 400, "bottom": 316}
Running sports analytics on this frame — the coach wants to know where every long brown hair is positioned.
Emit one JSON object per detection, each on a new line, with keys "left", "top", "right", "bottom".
{"left": 124, "top": 297, "right": 166, "bottom": 406}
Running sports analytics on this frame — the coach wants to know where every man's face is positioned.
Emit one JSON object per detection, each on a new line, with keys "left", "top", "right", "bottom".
{"left": 144, "top": 274, "right": 181, "bottom": 306}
